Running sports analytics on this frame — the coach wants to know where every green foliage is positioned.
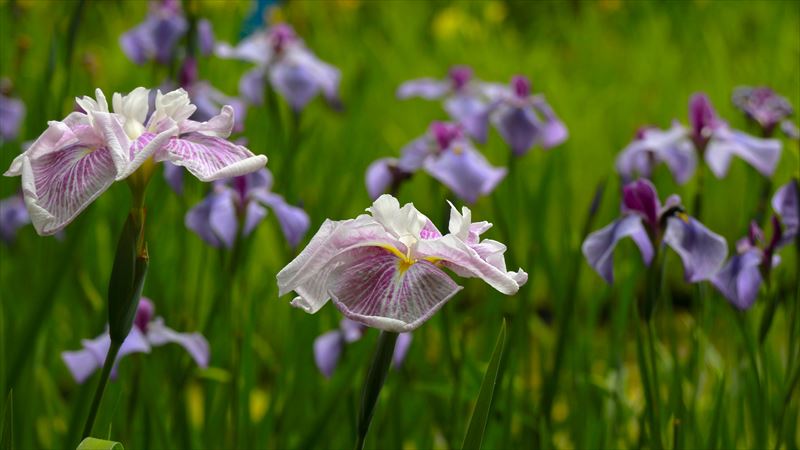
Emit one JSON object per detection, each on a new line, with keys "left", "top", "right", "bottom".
{"left": 76, "top": 437, "right": 124, "bottom": 450}
{"left": 462, "top": 319, "right": 507, "bottom": 450}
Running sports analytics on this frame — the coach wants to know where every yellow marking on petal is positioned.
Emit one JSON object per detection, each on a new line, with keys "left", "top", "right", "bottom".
{"left": 398, "top": 258, "right": 413, "bottom": 274}
{"left": 452, "top": 145, "right": 463, "bottom": 155}
{"left": 677, "top": 212, "right": 690, "bottom": 223}
{"left": 377, "top": 244, "right": 409, "bottom": 261}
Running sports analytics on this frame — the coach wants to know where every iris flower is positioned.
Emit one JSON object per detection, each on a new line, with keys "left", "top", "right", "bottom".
{"left": 120, "top": 0, "right": 215, "bottom": 66}
{"left": 314, "top": 319, "right": 412, "bottom": 378}
{"left": 732, "top": 86, "right": 795, "bottom": 137}
{"left": 3, "top": 87, "right": 267, "bottom": 235}
{"left": 0, "top": 193, "right": 30, "bottom": 244}
{"left": 0, "top": 79, "right": 25, "bottom": 142}
{"left": 365, "top": 122, "right": 506, "bottom": 203}
{"left": 582, "top": 179, "right": 727, "bottom": 284}
{"left": 277, "top": 194, "right": 527, "bottom": 332}
{"left": 615, "top": 123, "right": 697, "bottom": 185}
{"left": 216, "top": 23, "right": 341, "bottom": 112}
{"left": 489, "top": 75, "right": 568, "bottom": 156}
{"left": 712, "top": 180, "right": 799, "bottom": 309}
{"left": 62, "top": 297, "right": 209, "bottom": 384}
{"left": 397, "top": 65, "right": 496, "bottom": 142}
{"left": 186, "top": 167, "right": 310, "bottom": 248}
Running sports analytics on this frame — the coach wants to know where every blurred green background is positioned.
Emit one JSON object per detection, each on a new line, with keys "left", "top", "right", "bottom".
{"left": 1, "top": 0, "right": 798, "bottom": 449}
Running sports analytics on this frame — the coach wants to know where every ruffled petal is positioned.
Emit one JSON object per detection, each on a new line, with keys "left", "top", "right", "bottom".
{"left": 328, "top": 247, "right": 462, "bottom": 332}
{"left": 582, "top": 215, "right": 654, "bottom": 284}
{"left": 156, "top": 132, "right": 266, "bottom": 181}
{"left": 663, "top": 217, "right": 728, "bottom": 282}
{"left": 705, "top": 128, "right": 781, "bottom": 178}
{"left": 313, "top": 330, "right": 343, "bottom": 378}
{"left": 396, "top": 78, "right": 450, "bottom": 100}
{"left": 711, "top": 249, "right": 764, "bottom": 310}
{"left": 146, "top": 317, "right": 210, "bottom": 367}
{"left": 424, "top": 144, "right": 506, "bottom": 204}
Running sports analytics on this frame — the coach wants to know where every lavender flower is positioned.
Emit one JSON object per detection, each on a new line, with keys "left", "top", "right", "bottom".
{"left": 3, "top": 87, "right": 266, "bottom": 235}
{"left": 314, "top": 319, "right": 412, "bottom": 378}
{"left": 365, "top": 122, "right": 506, "bottom": 204}
{"left": 489, "top": 75, "right": 568, "bottom": 156}
{"left": 0, "top": 79, "right": 25, "bottom": 142}
{"left": 397, "top": 66, "right": 496, "bottom": 142}
{"left": 732, "top": 86, "right": 794, "bottom": 137}
{"left": 0, "top": 193, "right": 30, "bottom": 244}
{"left": 615, "top": 123, "right": 697, "bottom": 185}
{"left": 216, "top": 23, "right": 341, "bottom": 112}
{"left": 582, "top": 179, "right": 727, "bottom": 284}
{"left": 277, "top": 195, "right": 527, "bottom": 332}
{"left": 62, "top": 297, "right": 209, "bottom": 384}
{"left": 120, "top": 0, "right": 188, "bottom": 65}
{"left": 186, "top": 167, "right": 310, "bottom": 248}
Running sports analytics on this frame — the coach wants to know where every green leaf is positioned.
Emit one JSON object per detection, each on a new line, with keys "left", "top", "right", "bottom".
{"left": 1, "top": 390, "right": 12, "bottom": 450}
{"left": 461, "top": 320, "right": 507, "bottom": 450}
{"left": 76, "top": 437, "right": 124, "bottom": 450}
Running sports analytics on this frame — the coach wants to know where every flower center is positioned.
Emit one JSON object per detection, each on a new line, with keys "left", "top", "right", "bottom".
{"left": 124, "top": 119, "right": 145, "bottom": 140}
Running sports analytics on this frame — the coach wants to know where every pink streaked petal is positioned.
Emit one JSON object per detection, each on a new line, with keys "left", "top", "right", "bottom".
{"left": 177, "top": 104, "right": 236, "bottom": 138}
{"left": 277, "top": 216, "right": 403, "bottom": 314}
{"left": 20, "top": 141, "right": 118, "bottom": 235}
{"left": 416, "top": 235, "right": 526, "bottom": 295}
{"left": 328, "top": 247, "right": 462, "bottom": 332}
{"left": 87, "top": 111, "right": 134, "bottom": 175}
{"left": 156, "top": 133, "right": 266, "bottom": 181}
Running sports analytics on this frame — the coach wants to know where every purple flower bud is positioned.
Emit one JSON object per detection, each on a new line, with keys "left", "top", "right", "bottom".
{"left": 430, "top": 121, "right": 462, "bottom": 151}
{"left": 511, "top": 75, "right": 531, "bottom": 99}
{"left": 622, "top": 179, "right": 660, "bottom": 230}
{"left": 134, "top": 297, "right": 155, "bottom": 333}
{"left": 448, "top": 66, "right": 473, "bottom": 91}
{"left": 689, "top": 93, "right": 720, "bottom": 149}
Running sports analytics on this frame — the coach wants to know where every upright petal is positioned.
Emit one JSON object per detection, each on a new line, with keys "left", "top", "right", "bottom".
{"left": 313, "top": 330, "right": 343, "bottom": 378}
{"left": 581, "top": 215, "right": 654, "bottom": 284}
{"left": 424, "top": 145, "right": 507, "bottom": 204}
{"left": 328, "top": 247, "right": 463, "bottom": 332}
{"left": 156, "top": 133, "right": 266, "bottom": 181}
{"left": 196, "top": 19, "right": 215, "bottom": 56}
{"left": 397, "top": 78, "right": 450, "bottom": 100}
{"left": 367, "top": 194, "right": 428, "bottom": 246}
{"left": 711, "top": 249, "right": 764, "bottom": 310}
{"left": 146, "top": 317, "right": 210, "bottom": 367}
{"left": 705, "top": 128, "right": 781, "bottom": 178}
{"left": 663, "top": 217, "right": 728, "bottom": 282}
{"left": 253, "top": 191, "right": 310, "bottom": 247}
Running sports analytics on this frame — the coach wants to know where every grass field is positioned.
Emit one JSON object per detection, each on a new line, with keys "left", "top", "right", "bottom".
{"left": 1, "top": 1, "right": 799, "bottom": 449}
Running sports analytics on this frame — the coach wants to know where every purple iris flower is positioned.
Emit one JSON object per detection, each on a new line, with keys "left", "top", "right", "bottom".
{"left": 313, "top": 319, "right": 412, "bottom": 378}
{"left": 185, "top": 167, "right": 310, "bottom": 248}
{"left": 615, "top": 123, "right": 697, "bottom": 185}
{"left": 732, "top": 86, "right": 794, "bottom": 137}
{"left": 0, "top": 79, "right": 25, "bottom": 142}
{"left": 690, "top": 93, "right": 782, "bottom": 178}
{"left": 120, "top": 0, "right": 189, "bottom": 65}
{"left": 489, "top": 75, "right": 568, "bottom": 156}
{"left": 712, "top": 180, "right": 797, "bottom": 310}
{"left": 61, "top": 297, "right": 209, "bottom": 384}
{"left": 397, "top": 66, "right": 497, "bottom": 142}
{"left": 179, "top": 57, "right": 247, "bottom": 133}
{"left": 582, "top": 179, "right": 727, "bottom": 284}
{"left": 0, "top": 193, "right": 30, "bottom": 244}
{"left": 216, "top": 23, "right": 341, "bottom": 112}
{"left": 365, "top": 122, "right": 506, "bottom": 204}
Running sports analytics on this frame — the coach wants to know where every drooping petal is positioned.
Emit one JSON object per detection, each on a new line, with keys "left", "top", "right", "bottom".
{"left": 0, "top": 93, "right": 25, "bottom": 141}
{"left": 145, "top": 317, "right": 210, "bottom": 367}
{"left": 366, "top": 158, "right": 400, "bottom": 200}
{"left": 243, "top": 200, "right": 267, "bottom": 237}
{"left": 79, "top": 327, "right": 151, "bottom": 380}
{"left": 313, "top": 330, "right": 343, "bottom": 378}
{"left": 0, "top": 194, "right": 30, "bottom": 244}
{"left": 328, "top": 246, "right": 463, "bottom": 332}
{"left": 616, "top": 124, "right": 696, "bottom": 185}
{"left": 424, "top": 144, "right": 507, "bottom": 204}
{"left": 340, "top": 318, "right": 364, "bottom": 343}
{"left": 396, "top": 78, "right": 450, "bottom": 100}
{"left": 416, "top": 234, "right": 527, "bottom": 295}
{"left": 711, "top": 249, "right": 764, "bottom": 310}
{"left": 581, "top": 215, "right": 654, "bottom": 284}
{"left": 531, "top": 98, "right": 568, "bottom": 148}
{"left": 239, "top": 67, "right": 267, "bottom": 105}
{"left": 156, "top": 132, "right": 266, "bottom": 181}
{"left": 663, "top": 217, "right": 728, "bottom": 282}
{"left": 493, "top": 105, "right": 539, "bottom": 156}
{"left": 444, "top": 94, "right": 491, "bottom": 143}
{"left": 215, "top": 31, "right": 273, "bottom": 65}
{"left": 269, "top": 61, "right": 320, "bottom": 111}
{"left": 397, "top": 137, "right": 432, "bottom": 173}
{"left": 277, "top": 216, "right": 402, "bottom": 314}
{"left": 163, "top": 162, "right": 184, "bottom": 195}
{"left": 393, "top": 333, "right": 413, "bottom": 368}
{"left": 185, "top": 189, "right": 238, "bottom": 248}
{"left": 772, "top": 179, "right": 798, "bottom": 245}
{"left": 705, "top": 128, "right": 781, "bottom": 178}
{"left": 253, "top": 191, "right": 310, "bottom": 247}
{"left": 61, "top": 346, "right": 102, "bottom": 384}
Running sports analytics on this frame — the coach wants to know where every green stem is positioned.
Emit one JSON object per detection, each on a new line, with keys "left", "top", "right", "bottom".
{"left": 81, "top": 339, "right": 122, "bottom": 439}
{"left": 355, "top": 331, "right": 398, "bottom": 450}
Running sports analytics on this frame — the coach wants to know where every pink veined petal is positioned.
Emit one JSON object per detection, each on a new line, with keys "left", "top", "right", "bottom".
{"left": 5, "top": 114, "right": 91, "bottom": 176}
{"left": 115, "top": 127, "right": 177, "bottom": 181}
{"left": 416, "top": 234, "right": 526, "bottom": 294}
{"left": 278, "top": 216, "right": 403, "bottom": 314}
{"left": 176, "top": 105, "right": 236, "bottom": 138}
{"left": 156, "top": 132, "right": 267, "bottom": 181}
{"left": 146, "top": 317, "right": 210, "bottom": 368}
{"left": 20, "top": 141, "right": 118, "bottom": 235}
{"left": 87, "top": 111, "right": 134, "bottom": 176}
{"left": 328, "top": 246, "right": 463, "bottom": 332}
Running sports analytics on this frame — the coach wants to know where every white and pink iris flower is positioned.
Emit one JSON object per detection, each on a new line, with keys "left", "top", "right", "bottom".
{"left": 277, "top": 195, "right": 527, "bottom": 332}
{"left": 3, "top": 87, "right": 267, "bottom": 235}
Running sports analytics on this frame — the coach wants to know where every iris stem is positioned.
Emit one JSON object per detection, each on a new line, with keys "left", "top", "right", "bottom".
{"left": 355, "top": 331, "right": 398, "bottom": 450}
{"left": 81, "top": 339, "right": 122, "bottom": 439}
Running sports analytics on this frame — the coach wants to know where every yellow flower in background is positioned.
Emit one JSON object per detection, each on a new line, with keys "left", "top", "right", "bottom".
{"left": 483, "top": 1, "right": 507, "bottom": 24}
{"left": 432, "top": 6, "right": 484, "bottom": 42}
